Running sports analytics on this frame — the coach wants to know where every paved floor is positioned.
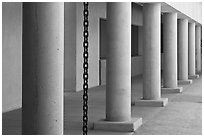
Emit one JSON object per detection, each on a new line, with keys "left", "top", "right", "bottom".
{"left": 2, "top": 75, "right": 202, "bottom": 135}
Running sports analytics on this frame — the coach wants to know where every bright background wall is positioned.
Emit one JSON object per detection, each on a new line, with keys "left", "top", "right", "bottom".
{"left": 2, "top": 3, "right": 22, "bottom": 112}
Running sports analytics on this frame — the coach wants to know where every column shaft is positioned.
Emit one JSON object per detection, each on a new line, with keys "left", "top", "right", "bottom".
{"left": 178, "top": 19, "right": 188, "bottom": 80}
{"left": 143, "top": 3, "right": 161, "bottom": 100}
{"left": 163, "top": 13, "right": 178, "bottom": 88}
{"left": 188, "top": 23, "right": 196, "bottom": 75}
{"left": 106, "top": 2, "right": 131, "bottom": 122}
{"left": 22, "top": 3, "right": 64, "bottom": 134}
{"left": 195, "top": 25, "right": 201, "bottom": 72}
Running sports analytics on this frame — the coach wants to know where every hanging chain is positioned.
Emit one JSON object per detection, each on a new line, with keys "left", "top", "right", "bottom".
{"left": 83, "top": 2, "right": 89, "bottom": 135}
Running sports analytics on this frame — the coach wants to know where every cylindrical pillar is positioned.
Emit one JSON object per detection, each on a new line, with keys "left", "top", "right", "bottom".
{"left": 178, "top": 19, "right": 188, "bottom": 80}
{"left": 195, "top": 25, "right": 201, "bottom": 73}
{"left": 106, "top": 2, "right": 131, "bottom": 122}
{"left": 22, "top": 3, "right": 64, "bottom": 134}
{"left": 163, "top": 13, "right": 178, "bottom": 88}
{"left": 143, "top": 3, "right": 161, "bottom": 100}
{"left": 188, "top": 22, "right": 196, "bottom": 76}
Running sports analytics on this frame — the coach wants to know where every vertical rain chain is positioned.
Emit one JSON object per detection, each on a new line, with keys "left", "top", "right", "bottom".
{"left": 82, "top": 2, "right": 89, "bottom": 135}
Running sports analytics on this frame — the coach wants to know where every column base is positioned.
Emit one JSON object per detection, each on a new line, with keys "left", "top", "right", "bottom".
{"left": 188, "top": 74, "right": 199, "bottom": 79}
{"left": 178, "top": 79, "right": 192, "bottom": 85}
{"left": 161, "top": 87, "right": 183, "bottom": 93}
{"left": 132, "top": 98, "right": 168, "bottom": 107}
{"left": 91, "top": 117, "right": 142, "bottom": 132}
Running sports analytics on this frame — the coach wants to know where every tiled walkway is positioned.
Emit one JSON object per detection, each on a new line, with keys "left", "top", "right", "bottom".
{"left": 2, "top": 75, "right": 202, "bottom": 135}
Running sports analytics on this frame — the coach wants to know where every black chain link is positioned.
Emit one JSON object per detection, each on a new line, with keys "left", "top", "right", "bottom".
{"left": 83, "top": 2, "right": 89, "bottom": 135}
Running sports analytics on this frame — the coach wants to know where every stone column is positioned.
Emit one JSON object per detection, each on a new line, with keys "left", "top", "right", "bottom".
{"left": 134, "top": 3, "right": 168, "bottom": 107}
{"left": 177, "top": 19, "right": 192, "bottom": 85}
{"left": 195, "top": 25, "right": 202, "bottom": 73}
{"left": 22, "top": 3, "right": 64, "bottom": 135}
{"left": 188, "top": 22, "right": 199, "bottom": 79}
{"left": 161, "top": 13, "right": 183, "bottom": 93}
{"left": 93, "top": 2, "right": 142, "bottom": 132}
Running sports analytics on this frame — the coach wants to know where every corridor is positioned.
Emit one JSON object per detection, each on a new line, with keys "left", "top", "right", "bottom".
{"left": 2, "top": 2, "right": 202, "bottom": 135}
{"left": 2, "top": 74, "right": 202, "bottom": 135}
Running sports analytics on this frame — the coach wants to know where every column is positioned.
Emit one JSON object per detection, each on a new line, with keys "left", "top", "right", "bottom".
{"left": 188, "top": 22, "right": 199, "bottom": 79}
{"left": 134, "top": 3, "right": 168, "bottom": 107}
{"left": 106, "top": 2, "right": 131, "bottom": 122}
{"left": 177, "top": 19, "right": 192, "bottom": 85}
{"left": 93, "top": 2, "right": 142, "bottom": 132}
{"left": 161, "top": 13, "right": 183, "bottom": 93}
{"left": 22, "top": 3, "right": 64, "bottom": 135}
{"left": 195, "top": 25, "right": 201, "bottom": 73}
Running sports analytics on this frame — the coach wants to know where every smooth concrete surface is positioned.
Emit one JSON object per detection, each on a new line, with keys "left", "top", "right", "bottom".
{"left": 195, "top": 25, "right": 201, "bottom": 73}
{"left": 178, "top": 19, "right": 189, "bottom": 81}
{"left": 188, "top": 74, "right": 199, "bottom": 79}
{"left": 143, "top": 3, "right": 161, "bottom": 100}
{"left": 100, "top": 56, "right": 143, "bottom": 85}
{"left": 3, "top": 75, "right": 202, "bottom": 135}
{"left": 178, "top": 79, "right": 192, "bottom": 85}
{"left": 105, "top": 2, "right": 132, "bottom": 122}
{"left": 138, "top": 26, "right": 144, "bottom": 55}
{"left": 132, "top": 3, "right": 143, "bottom": 26}
{"left": 64, "top": 3, "right": 76, "bottom": 92}
{"left": 2, "top": 2, "right": 22, "bottom": 113}
{"left": 161, "top": 87, "right": 183, "bottom": 93}
{"left": 133, "top": 98, "right": 168, "bottom": 107}
{"left": 92, "top": 118, "right": 142, "bottom": 132}
{"left": 162, "top": 13, "right": 178, "bottom": 88}
{"left": 22, "top": 3, "right": 64, "bottom": 134}
{"left": 188, "top": 22, "right": 196, "bottom": 76}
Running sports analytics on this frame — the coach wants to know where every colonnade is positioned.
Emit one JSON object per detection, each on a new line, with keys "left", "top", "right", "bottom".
{"left": 22, "top": 2, "right": 202, "bottom": 135}
{"left": 161, "top": 13, "right": 183, "bottom": 93}
{"left": 94, "top": 2, "right": 202, "bottom": 132}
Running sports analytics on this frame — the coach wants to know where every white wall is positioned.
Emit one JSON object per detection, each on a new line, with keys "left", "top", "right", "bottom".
{"left": 131, "top": 56, "right": 143, "bottom": 76}
{"left": 64, "top": 2, "right": 107, "bottom": 92}
{"left": 64, "top": 3, "right": 77, "bottom": 92}
{"left": 2, "top": 3, "right": 22, "bottom": 112}
{"left": 100, "top": 60, "right": 106, "bottom": 85}
{"left": 75, "top": 2, "right": 106, "bottom": 91}
{"left": 132, "top": 3, "right": 143, "bottom": 26}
